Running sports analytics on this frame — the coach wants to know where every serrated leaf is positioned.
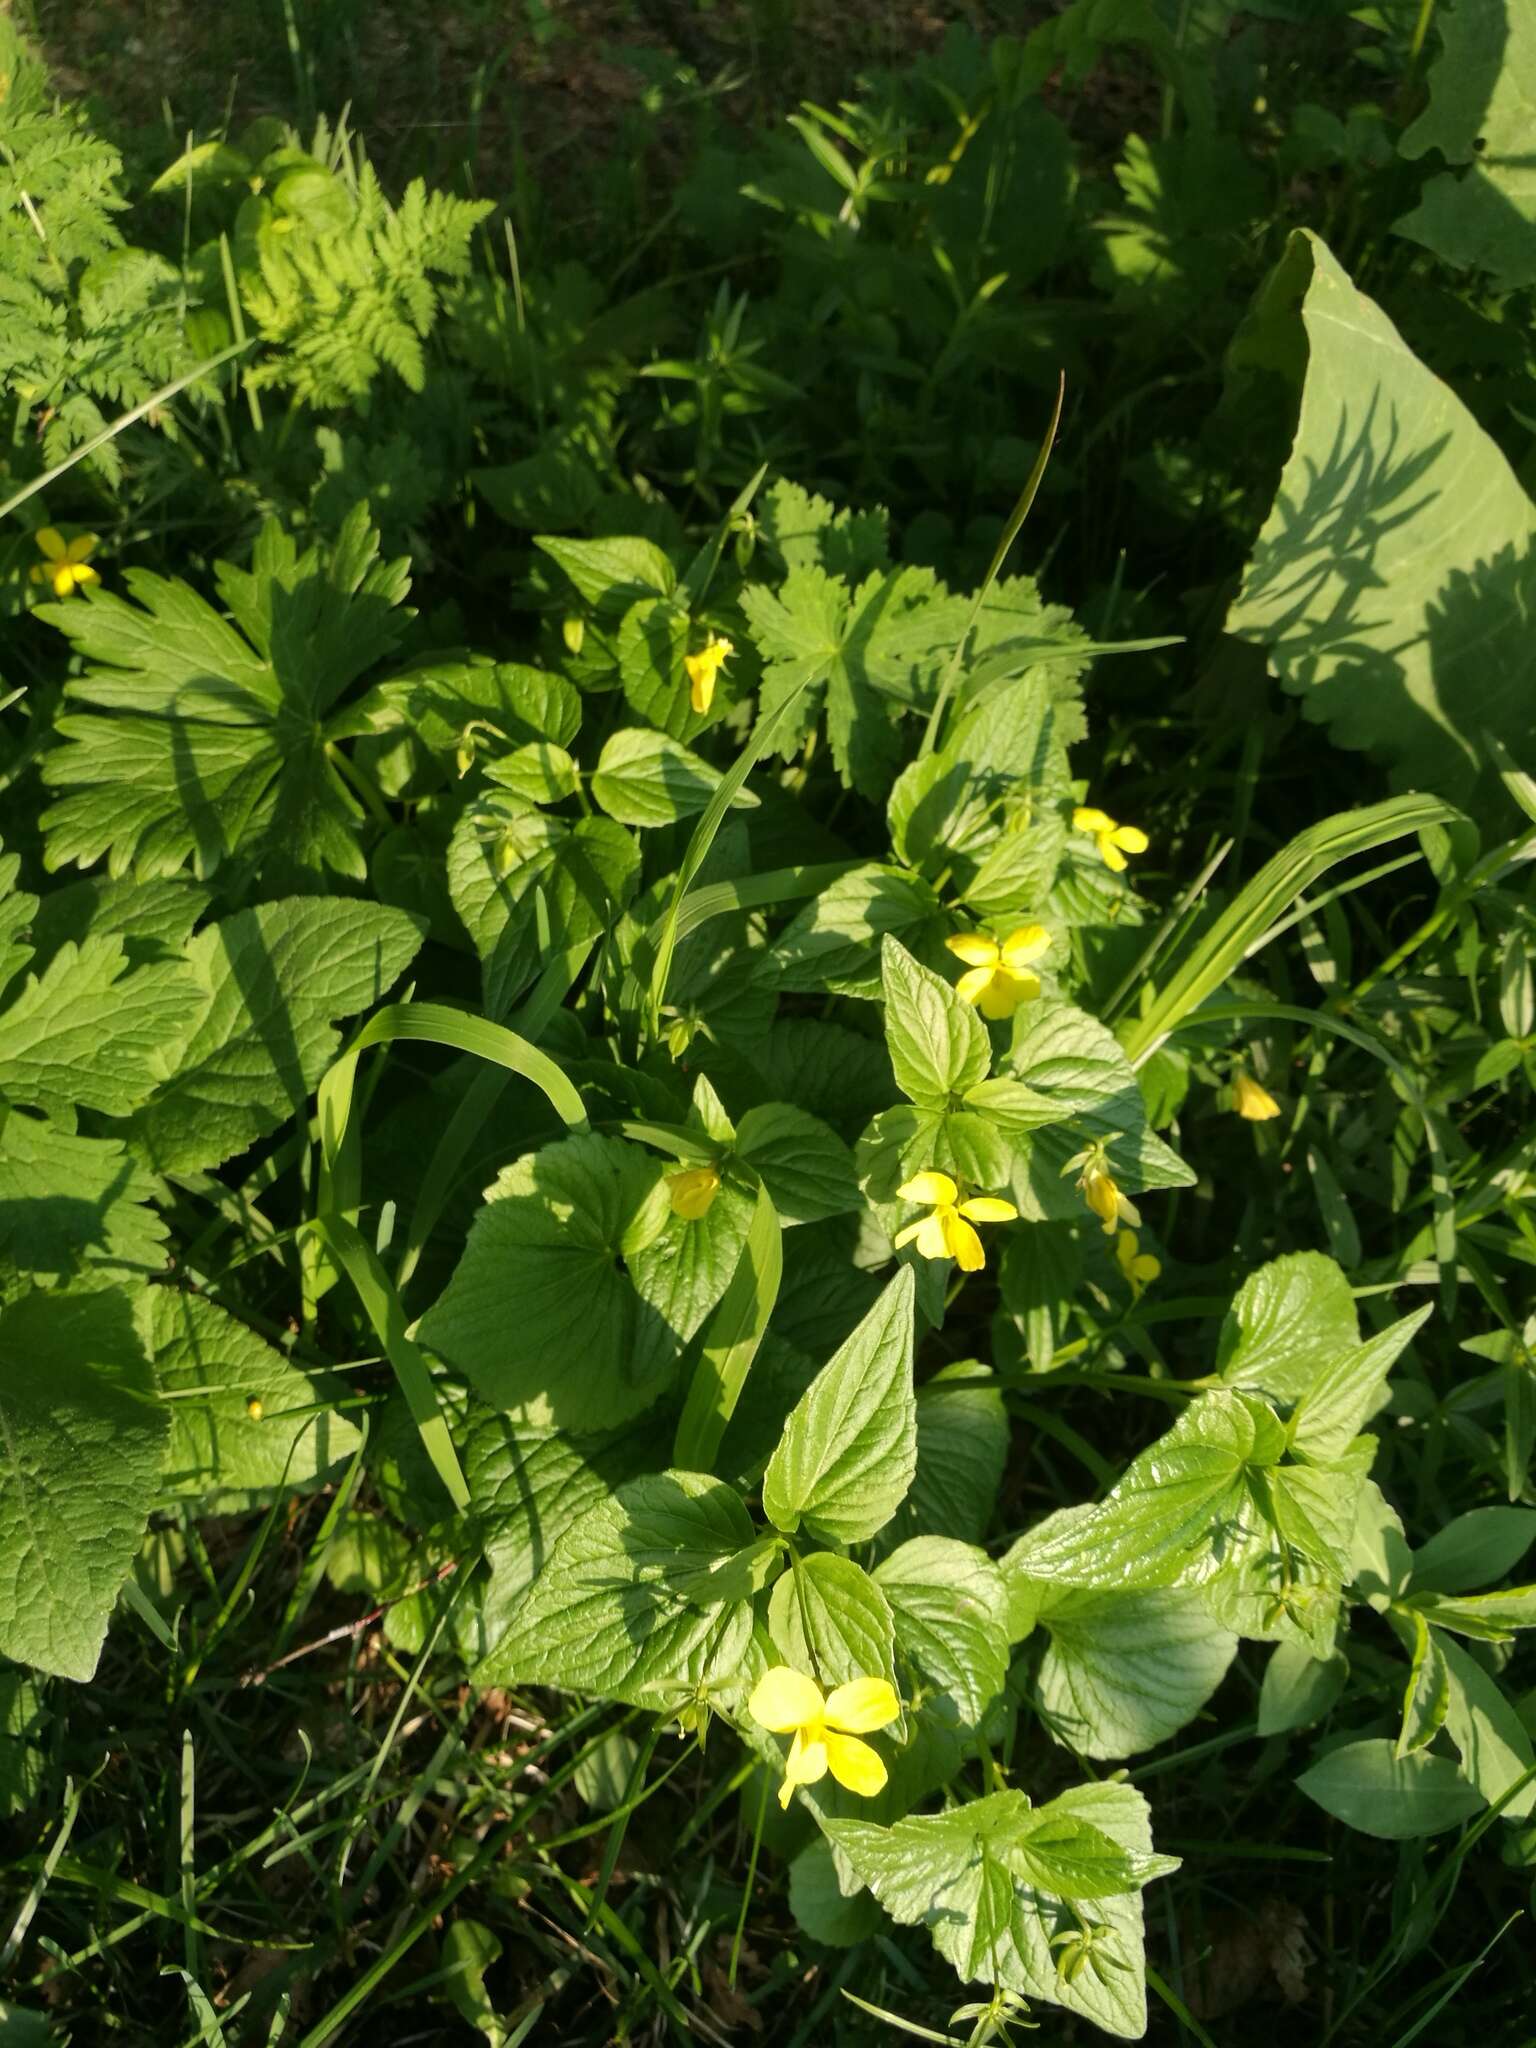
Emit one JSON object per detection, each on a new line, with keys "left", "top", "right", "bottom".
{"left": 771, "top": 862, "right": 946, "bottom": 1001}
{"left": 873, "top": 1535, "right": 1011, "bottom": 1729}
{"left": 733, "top": 1103, "right": 860, "bottom": 1223}
{"left": 0, "top": 1285, "right": 167, "bottom": 1680}
{"left": 126, "top": 897, "right": 425, "bottom": 1173}
{"left": 766, "top": 1551, "right": 898, "bottom": 1694}
{"left": 880, "top": 936, "right": 991, "bottom": 1106}
{"left": 1292, "top": 1304, "right": 1431, "bottom": 1459}
{"left": 762, "top": 1266, "right": 916, "bottom": 1544}
{"left": 0, "top": 938, "right": 196, "bottom": 1121}
{"left": 1216, "top": 1251, "right": 1360, "bottom": 1403}
{"left": 0, "top": 1110, "right": 168, "bottom": 1287}
{"left": 590, "top": 727, "right": 758, "bottom": 829}
{"left": 535, "top": 532, "right": 675, "bottom": 612}
{"left": 476, "top": 1469, "right": 757, "bottom": 1705}
{"left": 358, "top": 659, "right": 582, "bottom": 754}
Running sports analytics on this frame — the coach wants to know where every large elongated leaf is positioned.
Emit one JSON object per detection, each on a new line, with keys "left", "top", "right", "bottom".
{"left": 1227, "top": 230, "right": 1536, "bottom": 815}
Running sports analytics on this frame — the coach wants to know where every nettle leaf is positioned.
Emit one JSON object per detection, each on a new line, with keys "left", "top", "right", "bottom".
{"left": 767, "top": 1552, "right": 898, "bottom": 1693}
{"left": 985, "top": 1000, "right": 1194, "bottom": 1219}
{"left": 873, "top": 1536, "right": 1011, "bottom": 1730}
{"left": 25, "top": 873, "right": 212, "bottom": 974}
{"left": 1297, "top": 1739, "right": 1483, "bottom": 1839}
{"left": 829, "top": 1780, "right": 1172, "bottom": 2037}
{"left": 0, "top": 1285, "right": 167, "bottom": 1681}
{"left": 762, "top": 1265, "right": 916, "bottom": 1544}
{"left": 144, "top": 1288, "right": 361, "bottom": 1506}
{"left": 0, "top": 1111, "right": 168, "bottom": 1288}
{"left": 0, "top": 936, "right": 195, "bottom": 1122}
{"left": 732, "top": 1104, "right": 861, "bottom": 1224}
{"left": 771, "top": 863, "right": 946, "bottom": 1001}
{"left": 126, "top": 897, "right": 425, "bottom": 1174}
{"left": 880, "top": 936, "right": 990, "bottom": 1106}
{"left": 590, "top": 728, "right": 759, "bottom": 829}
{"left": 447, "top": 801, "right": 639, "bottom": 1018}
{"left": 1396, "top": 0, "right": 1536, "bottom": 288}
{"left": 40, "top": 507, "right": 412, "bottom": 886}
{"left": 419, "top": 1133, "right": 746, "bottom": 1430}
{"left": 1016, "top": 1569, "right": 1239, "bottom": 1760}
{"left": 0, "top": 846, "right": 36, "bottom": 993}
{"left": 477, "top": 1469, "right": 760, "bottom": 1706}
{"left": 1227, "top": 231, "right": 1536, "bottom": 818}
{"left": 877, "top": 1361, "right": 1008, "bottom": 1553}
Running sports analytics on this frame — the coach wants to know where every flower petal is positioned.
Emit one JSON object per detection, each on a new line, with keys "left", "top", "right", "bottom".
{"left": 897, "top": 1171, "right": 957, "bottom": 1206}
{"left": 35, "top": 527, "right": 67, "bottom": 562}
{"left": 1099, "top": 836, "right": 1128, "bottom": 873}
{"left": 667, "top": 1166, "right": 721, "bottom": 1220}
{"left": 824, "top": 1676, "right": 900, "bottom": 1733}
{"left": 71, "top": 562, "right": 100, "bottom": 589}
{"left": 1111, "top": 824, "right": 1149, "bottom": 855}
{"left": 1133, "top": 1254, "right": 1161, "bottom": 1284}
{"left": 945, "top": 933, "right": 1000, "bottom": 968}
{"left": 748, "top": 1665, "right": 824, "bottom": 1732}
{"left": 1072, "top": 806, "right": 1114, "bottom": 835}
{"left": 893, "top": 1219, "right": 925, "bottom": 1250}
{"left": 976, "top": 974, "right": 1024, "bottom": 1021}
{"left": 957, "top": 1197, "right": 1017, "bottom": 1224}
{"left": 913, "top": 1211, "right": 952, "bottom": 1261}
{"left": 954, "top": 965, "right": 997, "bottom": 1007}
{"left": 1001, "top": 924, "right": 1051, "bottom": 968}
{"left": 65, "top": 533, "right": 99, "bottom": 565}
{"left": 784, "top": 1730, "right": 828, "bottom": 1788}
{"left": 824, "top": 1731, "right": 888, "bottom": 1799}
{"left": 942, "top": 1210, "right": 986, "bottom": 1271}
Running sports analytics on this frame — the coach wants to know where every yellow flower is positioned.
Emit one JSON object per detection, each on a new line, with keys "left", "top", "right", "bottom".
{"left": 1073, "top": 805, "right": 1148, "bottom": 874}
{"left": 1115, "top": 1230, "right": 1160, "bottom": 1301}
{"left": 893, "top": 1170, "right": 1017, "bottom": 1273}
{"left": 1064, "top": 1142, "right": 1141, "bottom": 1236}
{"left": 945, "top": 925, "right": 1051, "bottom": 1020}
{"left": 668, "top": 1164, "right": 721, "bottom": 1220}
{"left": 684, "top": 635, "right": 733, "bottom": 715}
{"left": 748, "top": 1664, "right": 900, "bottom": 1810}
{"left": 1231, "top": 1070, "right": 1281, "bottom": 1121}
{"left": 31, "top": 527, "right": 100, "bottom": 598}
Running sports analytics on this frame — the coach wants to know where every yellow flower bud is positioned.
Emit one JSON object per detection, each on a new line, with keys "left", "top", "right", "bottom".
{"left": 1232, "top": 1070, "right": 1281, "bottom": 1121}
{"left": 562, "top": 614, "right": 585, "bottom": 654}
{"left": 667, "top": 1165, "right": 721, "bottom": 1220}
{"left": 245, "top": 1396, "right": 264, "bottom": 1421}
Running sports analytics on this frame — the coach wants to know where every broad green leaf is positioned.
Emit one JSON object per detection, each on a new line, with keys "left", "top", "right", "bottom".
{"left": 1291, "top": 1305, "right": 1430, "bottom": 1459}
{"left": 880, "top": 936, "right": 991, "bottom": 1106}
{"left": 1025, "top": 1581, "right": 1238, "bottom": 1760}
{"left": 126, "top": 897, "right": 425, "bottom": 1173}
{"left": 40, "top": 509, "right": 411, "bottom": 885}
{"left": 767, "top": 1551, "right": 898, "bottom": 1694}
{"left": 0, "top": 938, "right": 195, "bottom": 1122}
{"left": 1257, "top": 1642, "right": 1348, "bottom": 1736}
{"left": 672, "top": 1179, "right": 783, "bottom": 1473}
{"left": 1411, "top": 1507, "right": 1536, "bottom": 1594}
{"left": 888, "top": 679, "right": 1063, "bottom": 880}
{"left": 787, "top": 1837, "right": 884, "bottom": 1947}
{"left": 0, "top": 1285, "right": 167, "bottom": 1680}
{"left": 24, "top": 873, "right": 211, "bottom": 974}
{"left": 762, "top": 1266, "right": 916, "bottom": 1544}
{"left": 0, "top": 1111, "right": 167, "bottom": 1288}
{"left": 873, "top": 1536, "right": 1011, "bottom": 1730}
{"left": 418, "top": 1133, "right": 743, "bottom": 1429}
{"left": 1297, "top": 1739, "right": 1483, "bottom": 1839}
{"left": 856, "top": 1102, "right": 1013, "bottom": 1205}
{"left": 827, "top": 1791, "right": 1025, "bottom": 1984}
{"left": 1226, "top": 230, "right": 1536, "bottom": 817}
{"left": 733, "top": 1104, "right": 860, "bottom": 1224}
{"left": 590, "top": 728, "right": 759, "bottom": 829}
{"left": 1396, "top": 0, "right": 1536, "bottom": 288}
{"left": 441, "top": 1919, "right": 506, "bottom": 2046}
{"left": 1438, "top": 1631, "right": 1536, "bottom": 1817}
{"left": 482, "top": 740, "right": 579, "bottom": 806}
{"left": 535, "top": 532, "right": 675, "bottom": 612}
{"left": 1216, "top": 1252, "right": 1360, "bottom": 1402}
{"left": 476, "top": 1469, "right": 758, "bottom": 1706}
{"left": 447, "top": 802, "right": 639, "bottom": 1018}
{"left": 770, "top": 863, "right": 945, "bottom": 1001}
{"left": 143, "top": 1288, "right": 362, "bottom": 1505}
{"left": 357, "top": 658, "right": 582, "bottom": 755}
{"left": 1009, "top": 1797, "right": 1180, "bottom": 1901}
{"left": 877, "top": 1361, "right": 1008, "bottom": 1553}
{"left": 617, "top": 596, "right": 701, "bottom": 740}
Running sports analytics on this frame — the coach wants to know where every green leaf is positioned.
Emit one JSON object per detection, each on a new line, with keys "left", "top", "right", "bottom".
{"left": 762, "top": 1266, "right": 916, "bottom": 1545}
{"left": 0, "top": 1111, "right": 168, "bottom": 1287}
{"left": 1396, "top": 0, "right": 1536, "bottom": 288}
{"left": 1411, "top": 1507, "right": 1536, "bottom": 1594}
{"left": 827, "top": 1791, "right": 1025, "bottom": 1984}
{"left": 0, "top": 1285, "right": 167, "bottom": 1680}
{"left": 673, "top": 1180, "right": 783, "bottom": 1474}
{"left": 40, "top": 510, "right": 412, "bottom": 885}
{"left": 1414, "top": 1586, "right": 1536, "bottom": 1636}
{"left": 441, "top": 1919, "right": 506, "bottom": 2046}
{"left": 880, "top": 936, "right": 991, "bottom": 1106}
{"left": 767, "top": 1552, "right": 898, "bottom": 1694}
{"left": 126, "top": 897, "right": 425, "bottom": 1173}
{"left": 872, "top": 1536, "right": 1011, "bottom": 1730}
{"left": 788, "top": 1836, "right": 884, "bottom": 1947}
{"left": 1024, "top": 1583, "right": 1237, "bottom": 1760}
{"left": 0, "top": 1669, "right": 47, "bottom": 1818}
{"left": 1256, "top": 1642, "right": 1348, "bottom": 1736}
{"left": 144, "top": 1288, "right": 362, "bottom": 1506}
{"left": 477, "top": 1469, "right": 758, "bottom": 1705}
{"left": 771, "top": 863, "right": 945, "bottom": 1001}
{"left": 878, "top": 1361, "right": 1008, "bottom": 1553}
{"left": 358, "top": 659, "right": 582, "bottom": 754}
{"left": 1291, "top": 1304, "right": 1431, "bottom": 1460}
{"left": 590, "top": 728, "right": 759, "bottom": 829}
{"left": 482, "top": 741, "right": 579, "bottom": 806}
{"left": 1215, "top": 1252, "right": 1360, "bottom": 1402}
{"left": 1226, "top": 230, "right": 1536, "bottom": 817}
{"left": 732, "top": 1104, "right": 860, "bottom": 1224}
{"left": 447, "top": 803, "right": 638, "bottom": 1019}
{"left": 0, "top": 938, "right": 194, "bottom": 1121}
{"left": 1397, "top": 1608, "right": 1452, "bottom": 1757}
{"left": 419, "top": 1133, "right": 744, "bottom": 1429}
{"left": 535, "top": 532, "right": 675, "bottom": 613}
{"left": 1297, "top": 1739, "right": 1483, "bottom": 1839}
{"left": 1438, "top": 1631, "right": 1536, "bottom": 1817}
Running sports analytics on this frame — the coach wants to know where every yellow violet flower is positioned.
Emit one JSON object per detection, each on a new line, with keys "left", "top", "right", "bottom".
{"left": 748, "top": 1664, "right": 900, "bottom": 1809}
{"left": 1231, "top": 1070, "right": 1281, "bottom": 1121}
{"left": 1064, "top": 1141, "right": 1141, "bottom": 1236}
{"left": 667, "top": 1164, "right": 721, "bottom": 1219}
{"left": 945, "top": 925, "right": 1051, "bottom": 1020}
{"left": 684, "top": 634, "right": 733, "bottom": 715}
{"left": 893, "top": 1170, "right": 1017, "bottom": 1273}
{"left": 1073, "top": 805, "right": 1148, "bottom": 874}
{"left": 31, "top": 527, "right": 100, "bottom": 598}
{"left": 1115, "top": 1230, "right": 1160, "bottom": 1301}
